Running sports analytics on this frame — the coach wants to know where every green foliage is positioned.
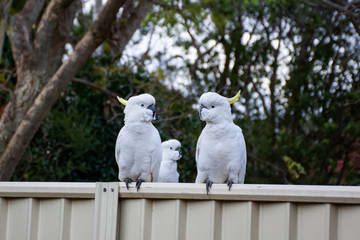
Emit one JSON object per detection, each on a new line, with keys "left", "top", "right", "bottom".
{"left": 7, "top": 0, "right": 360, "bottom": 185}
{"left": 283, "top": 156, "right": 306, "bottom": 181}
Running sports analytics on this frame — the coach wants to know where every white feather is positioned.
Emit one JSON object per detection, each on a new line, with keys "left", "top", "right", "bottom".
{"left": 158, "top": 139, "right": 182, "bottom": 183}
{"left": 115, "top": 93, "right": 162, "bottom": 183}
{"left": 195, "top": 92, "right": 247, "bottom": 184}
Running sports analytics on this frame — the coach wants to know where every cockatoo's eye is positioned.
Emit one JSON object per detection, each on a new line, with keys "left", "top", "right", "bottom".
{"left": 141, "top": 104, "right": 144, "bottom": 107}
{"left": 211, "top": 106, "right": 215, "bottom": 108}
{"left": 170, "top": 147, "right": 173, "bottom": 150}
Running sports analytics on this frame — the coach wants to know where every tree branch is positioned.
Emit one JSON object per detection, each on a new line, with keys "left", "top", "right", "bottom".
{"left": 17, "top": 0, "right": 47, "bottom": 29}
{"left": 7, "top": 0, "right": 46, "bottom": 67}
{"left": 109, "top": 0, "right": 154, "bottom": 56}
{"left": 33, "top": 0, "right": 79, "bottom": 70}
{"left": 72, "top": 77, "right": 118, "bottom": 99}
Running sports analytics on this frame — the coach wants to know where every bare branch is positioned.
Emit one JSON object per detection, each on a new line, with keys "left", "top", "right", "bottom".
{"left": 72, "top": 77, "right": 118, "bottom": 99}
{"left": 341, "top": 99, "right": 360, "bottom": 108}
{"left": 321, "top": 0, "right": 348, "bottom": 12}
{"left": 154, "top": 112, "right": 192, "bottom": 123}
{"left": 109, "top": 0, "right": 154, "bottom": 56}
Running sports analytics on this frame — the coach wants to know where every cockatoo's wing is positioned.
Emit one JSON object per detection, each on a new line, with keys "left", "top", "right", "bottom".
{"left": 195, "top": 131, "right": 202, "bottom": 164}
{"left": 195, "top": 131, "right": 208, "bottom": 183}
{"left": 115, "top": 128, "right": 135, "bottom": 182}
{"left": 115, "top": 129, "right": 123, "bottom": 166}
{"left": 150, "top": 138, "right": 162, "bottom": 182}
{"left": 235, "top": 126, "right": 247, "bottom": 183}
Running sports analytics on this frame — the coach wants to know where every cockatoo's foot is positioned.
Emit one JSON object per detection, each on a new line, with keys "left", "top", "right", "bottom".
{"left": 206, "top": 179, "right": 213, "bottom": 194}
{"left": 225, "top": 179, "right": 233, "bottom": 191}
{"left": 125, "top": 178, "right": 132, "bottom": 190}
{"left": 136, "top": 179, "right": 144, "bottom": 191}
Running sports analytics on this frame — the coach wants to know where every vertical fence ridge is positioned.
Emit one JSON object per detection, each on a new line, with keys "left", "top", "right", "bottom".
{"left": 326, "top": 204, "right": 338, "bottom": 240}
{"left": 288, "top": 203, "right": 298, "bottom": 240}
{"left": 140, "top": 199, "right": 152, "bottom": 240}
{"left": 212, "top": 201, "right": 222, "bottom": 240}
{"left": 27, "top": 198, "right": 39, "bottom": 240}
{"left": 59, "top": 199, "right": 72, "bottom": 240}
{"left": 176, "top": 200, "right": 187, "bottom": 240}
{"left": 249, "top": 201, "right": 259, "bottom": 240}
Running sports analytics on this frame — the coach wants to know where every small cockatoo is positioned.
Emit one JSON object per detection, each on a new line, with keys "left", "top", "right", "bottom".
{"left": 195, "top": 90, "right": 247, "bottom": 194}
{"left": 115, "top": 93, "right": 162, "bottom": 191}
{"left": 158, "top": 139, "right": 182, "bottom": 183}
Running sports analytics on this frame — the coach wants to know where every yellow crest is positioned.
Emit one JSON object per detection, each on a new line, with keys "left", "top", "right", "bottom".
{"left": 228, "top": 90, "right": 241, "bottom": 104}
{"left": 117, "top": 96, "right": 128, "bottom": 106}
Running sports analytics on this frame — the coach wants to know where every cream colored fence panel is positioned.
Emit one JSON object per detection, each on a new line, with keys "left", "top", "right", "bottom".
{"left": 70, "top": 199, "right": 95, "bottom": 240}
{"left": 6, "top": 198, "right": 39, "bottom": 240}
{"left": 185, "top": 200, "right": 222, "bottom": 240}
{"left": 221, "top": 201, "right": 258, "bottom": 240}
{"left": 0, "top": 182, "right": 96, "bottom": 240}
{"left": 151, "top": 200, "right": 186, "bottom": 240}
{"left": 1, "top": 182, "right": 360, "bottom": 240}
{"left": 337, "top": 205, "right": 360, "bottom": 240}
{"left": 258, "top": 202, "right": 296, "bottom": 240}
{"left": 118, "top": 199, "right": 152, "bottom": 240}
{"left": 37, "top": 199, "right": 68, "bottom": 240}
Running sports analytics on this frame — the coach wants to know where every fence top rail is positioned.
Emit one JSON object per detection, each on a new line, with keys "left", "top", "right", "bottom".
{"left": 0, "top": 182, "right": 96, "bottom": 198}
{"left": 118, "top": 182, "right": 360, "bottom": 204}
{"left": 1, "top": 182, "right": 360, "bottom": 204}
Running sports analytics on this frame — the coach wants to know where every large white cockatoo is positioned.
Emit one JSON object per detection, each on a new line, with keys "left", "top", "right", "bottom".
{"left": 158, "top": 139, "right": 182, "bottom": 183}
{"left": 115, "top": 93, "right": 162, "bottom": 191}
{"left": 195, "top": 91, "right": 247, "bottom": 194}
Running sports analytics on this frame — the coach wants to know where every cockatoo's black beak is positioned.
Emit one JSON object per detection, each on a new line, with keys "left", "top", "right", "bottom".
{"left": 147, "top": 104, "right": 156, "bottom": 118}
{"left": 176, "top": 147, "right": 182, "bottom": 158}
{"left": 199, "top": 104, "right": 207, "bottom": 118}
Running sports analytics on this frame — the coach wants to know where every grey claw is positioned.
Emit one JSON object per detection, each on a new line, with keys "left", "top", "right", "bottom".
{"left": 226, "top": 179, "right": 233, "bottom": 191}
{"left": 125, "top": 178, "right": 132, "bottom": 190}
{"left": 136, "top": 179, "right": 144, "bottom": 191}
{"left": 206, "top": 179, "right": 213, "bottom": 194}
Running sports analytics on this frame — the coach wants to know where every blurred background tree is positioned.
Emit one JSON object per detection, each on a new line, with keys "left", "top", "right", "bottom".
{"left": 1, "top": 0, "right": 360, "bottom": 184}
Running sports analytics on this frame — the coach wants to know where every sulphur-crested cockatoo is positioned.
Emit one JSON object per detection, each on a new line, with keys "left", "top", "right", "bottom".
{"left": 158, "top": 139, "right": 182, "bottom": 183}
{"left": 115, "top": 93, "right": 162, "bottom": 191}
{"left": 195, "top": 91, "right": 246, "bottom": 194}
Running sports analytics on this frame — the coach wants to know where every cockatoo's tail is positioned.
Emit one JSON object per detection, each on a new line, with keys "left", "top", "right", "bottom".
{"left": 117, "top": 96, "right": 128, "bottom": 106}
{"left": 228, "top": 90, "right": 241, "bottom": 104}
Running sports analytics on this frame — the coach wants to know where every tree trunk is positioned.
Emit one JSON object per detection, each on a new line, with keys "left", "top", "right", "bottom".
{"left": 0, "top": 0, "right": 154, "bottom": 180}
{"left": 0, "top": 0, "right": 47, "bottom": 157}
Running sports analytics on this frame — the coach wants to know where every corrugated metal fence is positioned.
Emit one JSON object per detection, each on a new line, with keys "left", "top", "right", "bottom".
{"left": 1, "top": 182, "right": 360, "bottom": 240}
